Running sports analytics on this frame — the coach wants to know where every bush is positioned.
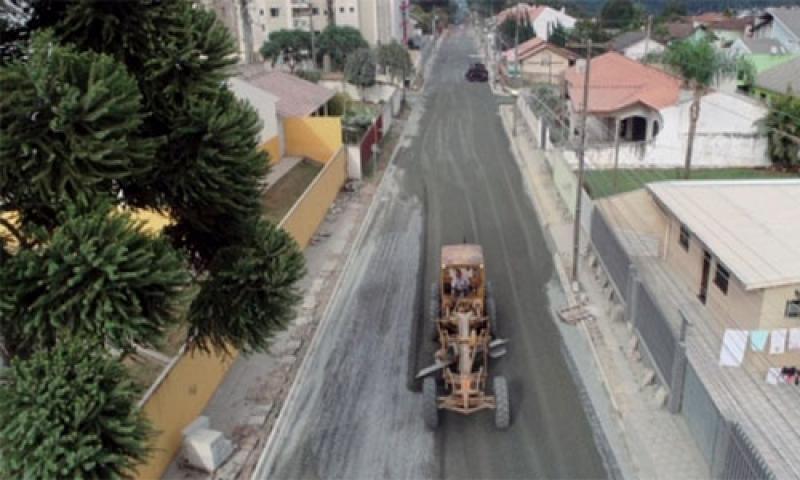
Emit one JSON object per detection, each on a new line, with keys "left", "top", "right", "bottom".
{"left": 327, "top": 92, "right": 352, "bottom": 116}
{"left": 295, "top": 69, "right": 321, "bottom": 83}
{"left": 0, "top": 338, "right": 152, "bottom": 479}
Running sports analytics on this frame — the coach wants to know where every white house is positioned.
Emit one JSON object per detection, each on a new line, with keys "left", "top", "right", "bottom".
{"left": 753, "top": 7, "right": 800, "bottom": 53}
{"left": 495, "top": 4, "right": 576, "bottom": 41}
{"left": 563, "top": 52, "right": 769, "bottom": 169}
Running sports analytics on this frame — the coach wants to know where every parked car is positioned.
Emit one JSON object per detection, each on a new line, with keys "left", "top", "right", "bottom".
{"left": 465, "top": 63, "right": 488, "bottom": 82}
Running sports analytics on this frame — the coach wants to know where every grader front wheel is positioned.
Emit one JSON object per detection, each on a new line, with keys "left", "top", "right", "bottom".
{"left": 494, "top": 376, "right": 510, "bottom": 430}
{"left": 423, "top": 376, "right": 439, "bottom": 429}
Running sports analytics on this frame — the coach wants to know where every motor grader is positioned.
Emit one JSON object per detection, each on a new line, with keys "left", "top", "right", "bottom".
{"left": 417, "top": 244, "right": 510, "bottom": 430}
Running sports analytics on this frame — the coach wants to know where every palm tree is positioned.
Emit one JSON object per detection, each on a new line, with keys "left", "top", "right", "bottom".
{"left": 659, "top": 40, "right": 737, "bottom": 178}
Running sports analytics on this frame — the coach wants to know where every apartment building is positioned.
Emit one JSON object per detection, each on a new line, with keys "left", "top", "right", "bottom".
{"left": 200, "top": 0, "right": 407, "bottom": 62}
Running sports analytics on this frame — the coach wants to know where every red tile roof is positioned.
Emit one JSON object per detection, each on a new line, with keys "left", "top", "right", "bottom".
{"left": 564, "top": 52, "right": 682, "bottom": 114}
{"left": 502, "top": 37, "right": 576, "bottom": 62}
{"left": 496, "top": 4, "right": 547, "bottom": 24}
{"left": 241, "top": 71, "right": 335, "bottom": 117}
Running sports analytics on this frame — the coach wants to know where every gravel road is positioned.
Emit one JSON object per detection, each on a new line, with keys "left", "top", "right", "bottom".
{"left": 255, "top": 28, "right": 607, "bottom": 480}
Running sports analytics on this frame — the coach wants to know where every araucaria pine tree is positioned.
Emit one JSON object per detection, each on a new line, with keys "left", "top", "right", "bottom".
{"left": 0, "top": 338, "right": 152, "bottom": 479}
{"left": 0, "top": 0, "right": 305, "bottom": 475}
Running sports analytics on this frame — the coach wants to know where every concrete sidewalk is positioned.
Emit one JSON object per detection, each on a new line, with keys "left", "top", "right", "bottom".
{"left": 498, "top": 104, "right": 708, "bottom": 480}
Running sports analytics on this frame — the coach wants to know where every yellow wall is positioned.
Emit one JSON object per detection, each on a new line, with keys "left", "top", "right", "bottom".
{"left": 261, "top": 135, "right": 282, "bottom": 166}
{"left": 136, "top": 147, "right": 348, "bottom": 479}
{"left": 280, "top": 147, "right": 348, "bottom": 249}
{"left": 135, "top": 349, "right": 236, "bottom": 479}
{"left": 284, "top": 117, "right": 343, "bottom": 164}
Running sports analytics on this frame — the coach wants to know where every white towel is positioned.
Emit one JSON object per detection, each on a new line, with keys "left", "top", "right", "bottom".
{"left": 770, "top": 329, "right": 787, "bottom": 355}
{"left": 788, "top": 328, "right": 800, "bottom": 351}
{"left": 719, "top": 329, "right": 748, "bottom": 367}
{"left": 766, "top": 368, "right": 782, "bottom": 385}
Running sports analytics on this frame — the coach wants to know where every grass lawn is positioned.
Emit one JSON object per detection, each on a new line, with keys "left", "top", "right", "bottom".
{"left": 263, "top": 159, "right": 322, "bottom": 223}
{"left": 584, "top": 167, "right": 800, "bottom": 199}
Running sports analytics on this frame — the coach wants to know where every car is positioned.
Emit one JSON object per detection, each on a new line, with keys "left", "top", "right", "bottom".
{"left": 465, "top": 63, "right": 488, "bottom": 82}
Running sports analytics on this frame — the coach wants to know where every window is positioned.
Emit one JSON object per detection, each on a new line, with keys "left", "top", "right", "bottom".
{"left": 714, "top": 263, "right": 729, "bottom": 294}
{"left": 679, "top": 224, "right": 690, "bottom": 251}
{"left": 270, "top": 7, "right": 279, "bottom": 17}
{"left": 259, "top": 8, "right": 264, "bottom": 15}
{"left": 339, "top": 7, "right": 344, "bottom": 12}
{"left": 787, "top": 300, "right": 800, "bottom": 318}
{"left": 349, "top": 6, "right": 355, "bottom": 12}
{"left": 312, "top": 7, "right": 319, "bottom": 14}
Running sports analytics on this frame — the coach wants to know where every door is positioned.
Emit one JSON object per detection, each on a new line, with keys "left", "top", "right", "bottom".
{"left": 699, "top": 250, "right": 711, "bottom": 304}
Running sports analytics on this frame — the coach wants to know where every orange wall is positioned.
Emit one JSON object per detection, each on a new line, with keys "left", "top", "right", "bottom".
{"left": 136, "top": 147, "right": 348, "bottom": 479}
{"left": 280, "top": 147, "right": 347, "bottom": 249}
{"left": 284, "top": 117, "right": 343, "bottom": 163}
{"left": 135, "top": 349, "right": 236, "bottom": 479}
{"left": 261, "top": 135, "right": 282, "bottom": 166}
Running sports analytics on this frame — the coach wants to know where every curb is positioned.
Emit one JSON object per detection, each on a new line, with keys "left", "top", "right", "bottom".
{"left": 250, "top": 44, "right": 441, "bottom": 480}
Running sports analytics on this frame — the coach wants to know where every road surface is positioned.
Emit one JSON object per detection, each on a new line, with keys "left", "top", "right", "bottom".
{"left": 255, "top": 28, "right": 608, "bottom": 480}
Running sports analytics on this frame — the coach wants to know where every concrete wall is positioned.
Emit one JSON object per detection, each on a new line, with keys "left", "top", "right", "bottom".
{"left": 135, "top": 349, "right": 237, "bottom": 479}
{"left": 284, "top": 116, "right": 343, "bottom": 163}
{"left": 334, "top": 0, "right": 361, "bottom": 29}
{"left": 136, "top": 145, "right": 348, "bottom": 479}
{"left": 357, "top": 0, "right": 378, "bottom": 45}
{"left": 319, "top": 80, "right": 398, "bottom": 104}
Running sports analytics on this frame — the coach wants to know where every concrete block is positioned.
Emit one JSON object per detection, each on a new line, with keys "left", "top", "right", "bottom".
{"left": 294, "top": 315, "right": 313, "bottom": 326}
{"left": 641, "top": 368, "right": 656, "bottom": 387}
{"left": 610, "top": 305, "right": 625, "bottom": 323}
{"left": 627, "top": 335, "right": 639, "bottom": 355}
{"left": 183, "top": 428, "right": 234, "bottom": 473}
{"left": 654, "top": 386, "right": 669, "bottom": 408}
{"left": 182, "top": 416, "right": 210, "bottom": 438}
{"left": 270, "top": 339, "right": 301, "bottom": 357}
{"left": 278, "top": 354, "right": 297, "bottom": 366}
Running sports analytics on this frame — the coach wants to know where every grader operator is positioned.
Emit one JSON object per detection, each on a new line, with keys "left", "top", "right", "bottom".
{"left": 417, "top": 244, "right": 510, "bottom": 430}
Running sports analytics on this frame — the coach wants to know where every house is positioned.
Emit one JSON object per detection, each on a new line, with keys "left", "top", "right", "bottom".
{"left": 753, "top": 56, "right": 800, "bottom": 100}
{"left": 728, "top": 37, "right": 790, "bottom": 57}
{"left": 598, "top": 180, "right": 800, "bottom": 370}
{"left": 230, "top": 70, "right": 337, "bottom": 164}
{"left": 753, "top": 7, "right": 800, "bottom": 53}
{"left": 501, "top": 37, "right": 576, "bottom": 84}
{"left": 661, "top": 21, "right": 695, "bottom": 44}
{"left": 610, "top": 31, "right": 665, "bottom": 60}
{"left": 591, "top": 180, "right": 800, "bottom": 478}
{"left": 695, "top": 16, "right": 755, "bottom": 47}
{"left": 563, "top": 52, "right": 769, "bottom": 168}
{"left": 495, "top": 3, "right": 576, "bottom": 41}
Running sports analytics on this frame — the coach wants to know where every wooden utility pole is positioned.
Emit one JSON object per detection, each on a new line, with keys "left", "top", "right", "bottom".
{"left": 565, "top": 39, "right": 601, "bottom": 282}
{"left": 643, "top": 15, "right": 652, "bottom": 58}
{"left": 612, "top": 117, "right": 621, "bottom": 191}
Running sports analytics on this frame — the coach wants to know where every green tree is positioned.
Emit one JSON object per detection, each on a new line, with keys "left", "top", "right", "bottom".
{"left": 376, "top": 41, "right": 413, "bottom": 84}
{"left": 0, "top": 1, "right": 305, "bottom": 355}
{"left": 763, "top": 93, "right": 800, "bottom": 168}
{"left": 317, "top": 25, "right": 368, "bottom": 71}
{"left": 260, "top": 29, "right": 312, "bottom": 72}
{"left": 658, "top": 0, "right": 687, "bottom": 21}
{"left": 658, "top": 39, "right": 738, "bottom": 178}
{"left": 189, "top": 220, "right": 305, "bottom": 354}
{"left": 599, "top": 0, "right": 641, "bottom": 30}
{"left": 345, "top": 48, "right": 377, "bottom": 100}
{"left": 498, "top": 15, "right": 536, "bottom": 50}
{"left": 0, "top": 338, "right": 152, "bottom": 479}
{"left": 549, "top": 21, "right": 569, "bottom": 47}
{"left": 570, "top": 18, "right": 611, "bottom": 44}
{"left": 0, "top": 203, "right": 190, "bottom": 359}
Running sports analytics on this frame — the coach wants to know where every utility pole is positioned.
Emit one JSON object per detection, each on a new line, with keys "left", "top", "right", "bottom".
{"left": 643, "top": 15, "right": 653, "bottom": 58}
{"left": 309, "top": 9, "right": 316, "bottom": 69}
{"left": 612, "top": 117, "right": 621, "bottom": 191}
{"left": 568, "top": 39, "right": 594, "bottom": 282}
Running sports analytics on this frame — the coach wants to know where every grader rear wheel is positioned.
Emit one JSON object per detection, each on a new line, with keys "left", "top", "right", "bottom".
{"left": 494, "top": 376, "right": 510, "bottom": 430}
{"left": 423, "top": 376, "right": 439, "bottom": 429}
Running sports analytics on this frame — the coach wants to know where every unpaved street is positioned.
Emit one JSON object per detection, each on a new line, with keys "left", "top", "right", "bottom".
{"left": 255, "top": 28, "right": 607, "bottom": 479}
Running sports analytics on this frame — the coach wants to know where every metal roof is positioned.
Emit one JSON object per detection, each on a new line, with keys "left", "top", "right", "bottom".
{"left": 755, "top": 56, "right": 800, "bottom": 94}
{"left": 441, "top": 244, "right": 484, "bottom": 266}
{"left": 739, "top": 37, "right": 790, "bottom": 55}
{"left": 647, "top": 180, "right": 800, "bottom": 291}
{"left": 610, "top": 31, "right": 648, "bottom": 51}
{"left": 768, "top": 7, "right": 800, "bottom": 38}
{"left": 240, "top": 71, "right": 335, "bottom": 118}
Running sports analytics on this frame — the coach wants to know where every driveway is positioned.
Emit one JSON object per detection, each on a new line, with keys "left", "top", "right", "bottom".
{"left": 254, "top": 28, "right": 607, "bottom": 480}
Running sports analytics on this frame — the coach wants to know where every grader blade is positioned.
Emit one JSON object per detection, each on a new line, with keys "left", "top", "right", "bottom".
{"left": 416, "top": 358, "right": 455, "bottom": 379}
